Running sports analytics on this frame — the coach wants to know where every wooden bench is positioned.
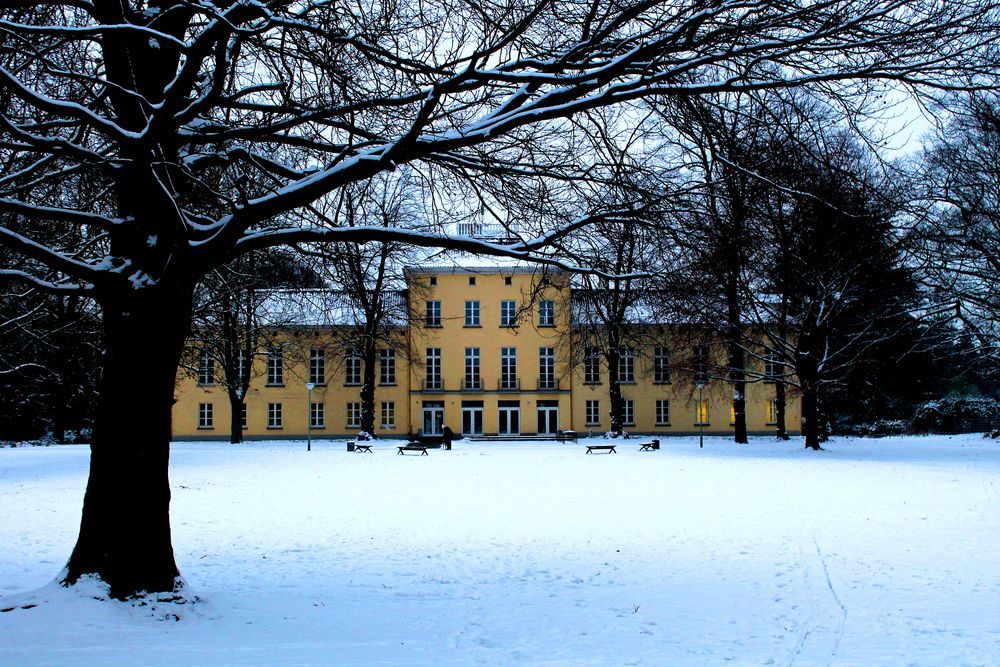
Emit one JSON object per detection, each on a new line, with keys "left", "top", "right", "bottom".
{"left": 556, "top": 430, "right": 578, "bottom": 442}
{"left": 353, "top": 443, "right": 373, "bottom": 453}
{"left": 638, "top": 440, "right": 660, "bottom": 452}
{"left": 397, "top": 445, "right": 429, "bottom": 456}
{"left": 585, "top": 444, "right": 616, "bottom": 454}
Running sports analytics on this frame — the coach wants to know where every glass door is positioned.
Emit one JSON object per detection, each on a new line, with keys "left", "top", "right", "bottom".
{"left": 498, "top": 401, "right": 520, "bottom": 435}
{"left": 422, "top": 401, "right": 444, "bottom": 436}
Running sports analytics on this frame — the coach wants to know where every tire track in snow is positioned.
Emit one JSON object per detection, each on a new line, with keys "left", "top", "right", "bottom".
{"left": 785, "top": 535, "right": 847, "bottom": 667}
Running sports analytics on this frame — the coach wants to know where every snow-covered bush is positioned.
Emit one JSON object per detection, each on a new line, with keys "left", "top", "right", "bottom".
{"left": 834, "top": 419, "right": 909, "bottom": 437}
{"left": 911, "top": 397, "right": 1000, "bottom": 434}
{"left": 356, "top": 432, "right": 373, "bottom": 441}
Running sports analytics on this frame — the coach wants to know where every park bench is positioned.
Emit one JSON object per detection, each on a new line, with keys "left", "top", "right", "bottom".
{"left": 353, "top": 443, "right": 373, "bottom": 453}
{"left": 556, "top": 430, "right": 578, "bottom": 442}
{"left": 638, "top": 439, "right": 660, "bottom": 452}
{"left": 585, "top": 444, "right": 616, "bottom": 454}
{"left": 397, "top": 445, "right": 429, "bottom": 456}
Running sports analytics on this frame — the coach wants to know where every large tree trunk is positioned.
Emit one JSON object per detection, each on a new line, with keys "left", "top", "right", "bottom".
{"left": 360, "top": 332, "right": 378, "bottom": 436}
{"left": 726, "top": 303, "right": 748, "bottom": 444}
{"left": 64, "top": 281, "right": 194, "bottom": 598}
{"left": 801, "top": 388, "right": 821, "bottom": 450}
{"left": 228, "top": 389, "right": 243, "bottom": 444}
{"left": 606, "top": 344, "right": 624, "bottom": 436}
{"left": 774, "top": 379, "right": 790, "bottom": 441}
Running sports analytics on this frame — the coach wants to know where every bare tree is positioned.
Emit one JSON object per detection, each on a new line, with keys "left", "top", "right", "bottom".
{"left": 1, "top": 0, "right": 996, "bottom": 597}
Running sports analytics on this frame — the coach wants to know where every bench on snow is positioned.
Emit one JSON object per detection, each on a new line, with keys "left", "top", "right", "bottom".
{"left": 585, "top": 444, "right": 616, "bottom": 454}
{"left": 397, "top": 444, "right": 429, "bottom": 456}
{"left": 638, "top": 440, "right": 660, "bottom": 452}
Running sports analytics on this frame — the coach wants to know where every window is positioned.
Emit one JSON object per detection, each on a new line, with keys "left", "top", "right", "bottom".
{"left": 539, "top": 347, "right": 556, "bottom": 389}
{"left": 731, "top": 401, "right": 737, "bottom": 425}
{"left": 426, "top": 300, "right": 441, "bottom": 326}
{"left": 197, "top": 350, "right": 214, "bottom": 385}
{"left": 381, "top": 401, "right": 395, "bottom": 428}
{"left": 500, "top": 300, "right": 517, "bottom": 326}
{"left": 344, "top": 351, "right": 361, "bottom": 385}
{"left": 426, "top": 348, "right": 442, "bottom": 390}
{"left": 198, "top": 403, "right": 213, "bottom": 429}
{"left": 469, "top": 276, "right": 476, "bottom": 286}
{"left": 465, "top": 300, "right": 480, "bottom": 326}
{"left": 654, "top": 347, "right": 670, "bottom": 384}
{"left": 693, "top": 345, "right": 709, "bottom": 384}
{"left": 241, "top": 403, "right": 247, "bottom": 430}
{"left": 310, "top": 402, "right": 325, "bottom": 429}
{"left": 465, "top": 347, "right": 480, "bottom": 389}
{"left": 584, "top": 347, "right": 601, "bottom": 384}
{"left": 429, "top": 276, "right": 437, "bottom": 286}
{"left": 655, "top": 399, "right": 670, "bottom": 425}
{"left": 347, "top": 402, "right": 361, "bottom": 428}
{"left": 267, "top": 402, "right": 282, "bottom": 429}
{"left": 266, "top": 349, "right": 283, "bottom": 386}
{"left": 504, "top": 276, "right": 512, "bottom": 286}
{"left": 767, "top": 399, "right": 778, "bottom": 425}
{"left": 585, "top": 400, "right": 600, "bottom": 426}
{"left": 694, "top": 399, "right": 709, "bottom": 426}
{"left": 501, "top": 347, "right": 517, "bottom": 389}
{"left": 619, "top": 348, "right": 635, "bottom": 383}
{"left": 623, "top": 399, "right": 635, "bottom": 426}
{"left": 765, "top": 348, "right": 783, "bottom": 382}
{"left": 380, "top": 349, "right": 396, "bottom": 385}
{"left": 309, "top": 348, "right": 326, "bottom": 385}
{"left": 539, "top": 300, "right": 555, "bottom": 327}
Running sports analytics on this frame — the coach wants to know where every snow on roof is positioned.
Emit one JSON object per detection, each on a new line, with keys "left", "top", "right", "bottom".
{"left": 257, "top": 289, "right": 406, "bottom": 327}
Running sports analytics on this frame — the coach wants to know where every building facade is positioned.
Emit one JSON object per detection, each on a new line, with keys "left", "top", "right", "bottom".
{"left": 173, "top": 263, "right": 800, "bottom": 440}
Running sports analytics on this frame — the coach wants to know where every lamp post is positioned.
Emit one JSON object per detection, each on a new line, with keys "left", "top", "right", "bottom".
{"left": 697, "top": 381, "right": 705, "bottom": 449}
{"left": 306, "top": 382, "right": 315, "bottom": 452}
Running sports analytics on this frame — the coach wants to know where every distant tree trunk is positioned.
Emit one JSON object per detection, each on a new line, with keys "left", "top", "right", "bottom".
{"left": 774, "top": 379, "right": 790, "bottom": 440}
{"left": 606, "top": 342, "right": 624, "bottom": 436}
{"left": 227, "top": 388, "right": 243, "bottom": 444}
{"left": 64, "top": 281, "right": 193, "bottom": 598}
{"left": 801, "top": 387, "right": 821, "bottom": 450}
{"left": 360, "top": 330, "right": 378, "bottom": 436}
{"left": 726, "top": 293, "right": 748, "bottom": 444}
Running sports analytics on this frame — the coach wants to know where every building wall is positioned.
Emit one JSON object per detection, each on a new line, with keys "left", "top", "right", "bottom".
{"left": 172, "top": 267, "right": 800, "bottom": 440}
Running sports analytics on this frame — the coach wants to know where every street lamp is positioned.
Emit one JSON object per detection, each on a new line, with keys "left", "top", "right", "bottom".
{"left": 306, "top": 382, "right": 315, "bottom": 451}
{"left": 697, "top": 381, "right": 705, "bottom": 449}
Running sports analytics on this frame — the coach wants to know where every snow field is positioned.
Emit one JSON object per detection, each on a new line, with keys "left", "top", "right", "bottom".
{"left": 0, "top": 435, "right": 998, "bottom": 665}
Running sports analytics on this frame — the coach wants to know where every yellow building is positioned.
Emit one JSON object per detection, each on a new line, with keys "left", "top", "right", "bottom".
{"left": 173, "top": 261, "right": 800, "bottom": 440}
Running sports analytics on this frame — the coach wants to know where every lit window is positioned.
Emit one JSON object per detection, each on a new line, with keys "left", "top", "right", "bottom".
{"left": 623, "top": 399, "right": 635, "bottom": 426}
{"left": 539, "top": 300, "right": 555, "bottom": 327}
{"left": 654, "top": 347, "right": 670, "bottom": 384}
{"left": 500, "top": 300, "right": 517, "bottom": 326}
{"left": 767, "top": 399, "right": 778, "bottom": 424}
{"left": 267, "top": 402, "right": 282, "bottom": 429}
{"left": 426, "top": 300, "right": 441, "bottom": 326}
{"left": 198, "top": 403, "right": 213, "bottom": 429}
{"left": 267, "top": 350, "right": 283, "bottom": 386}
{"left": 731, "top": 401, "right": 737, "bottom": 425}
{"left": 655, "top": 399, "right": 670, "bottom": 425}
{"left": 346, "top": 402, "right": 361, "bottom": 428}
{"left": 197, "top": 350, "right": 214, "bottom": 385}
{"left": 381, "top": 401, "right": 395, "bottom": 428}
{"left": 585, "top": 400, "right": 600, "bottom": 426}
{"left": 379, "top": 349, "right": 396, "bottom": 385}
{"left": 465, "top": 300, "right": 480, "bottom": 326}
{"left": 309, "top": 348, "right": 326, "bottom": 385}
{"left": 344, "top": 351, "right": 361, "bottom": 385}
{"left": 695, "top": 399, "right": 709, "bottom": 426}
{"left": 310, "top": 402, "right": 325, "bottom": 429}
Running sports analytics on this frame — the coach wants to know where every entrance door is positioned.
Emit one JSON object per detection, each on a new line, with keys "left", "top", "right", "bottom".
{"left": 422, "top": 401, "right": 444, "bottom": 436}
{"left": 498, "top": 401, "right": 520, "bottom": 435}
{"left": 462, "top": 401, "right": 484, "bottom": 436}
{"left": 537, "top": 401, "right": 559, "bottom": 435}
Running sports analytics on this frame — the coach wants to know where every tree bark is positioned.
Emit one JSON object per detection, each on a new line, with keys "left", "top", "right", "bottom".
{"left": 64, "top": 281, "right": 194, "bottom": 598}
{"left": 774, "top": 379, "right": 790, "bottom": 440}
{"left": 606, "top": 343, "right": 624, "bottom": 436}
{"left": 360, "top": 332, "right": 378, "bottom": 436}
{"left": 802, "top": 388, "right": 821, "bottom": 450}
{"left": 228, "top": 389, "right": 243, "bottom": 444}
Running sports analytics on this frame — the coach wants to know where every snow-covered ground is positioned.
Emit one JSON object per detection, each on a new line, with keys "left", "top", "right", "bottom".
{"left": 0, "top": 435, "right": 997, "bottom": 666}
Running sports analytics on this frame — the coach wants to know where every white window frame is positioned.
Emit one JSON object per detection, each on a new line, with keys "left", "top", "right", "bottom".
{"left": 381, "top": 401, "right": 395, "bottom": 429}
{"left": 266, "top": 350, "right": 283, "bottom": 386}
{"left": 619, "top": 348, "right": 635, "bottom": 383}
{"left": 501, "top": 347, "right": 517, "bottom": 389}
{"left": 310, "top": 401, "right": 325, "bottom": 429}
{"left": 267, "top": 402, "right": 283, "bottom": 429}
{"left": 539, "top": 300, "right": 555, "bottom": 327}
{"left": 585, "top": 399, "right": 600, "bottom": 426}
{"left": 623, "top": 399, "right": 635, "bottom": 426}
{"left": 426, "top": 300, "right": 442, "bottom": 326}
{"left": 347, "top": 402, "right": 362, "bottom": 429}
{"left": 344, "top": 351, "right": 361, "bottom": 386}
{"left": 198, "top": 402, "right": 213, "bottom": 429}
{"left": 380, "top": 348, "right": 396, "bottom": 385}
{"left": 465, "top": 347, "right": 480, "bottom": 388}
{"left": 584, "top": 347, "right": 601, "bottom": 384}
{"left": 309, "top": 348, "right": 326, "bottom": 386}
{"left": 655, "top": 399, "right": 670, "bottom": 426}
{"left": 500, "top": 300, "right": 517, "bottom": 326}
{"left": 465, "top": 300, "right": 480, "bottom": 326}
{"left": 426, "top": 348, "right": 442, "bottom": 390}
{"left": 197, "top": 350, "right": 214, "bottom": 385}
{"left": 654, "top": 346, "right": 670, "bottom": 384}
{"left": 539, "top": 347, "right": 556, "bottom": 389}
